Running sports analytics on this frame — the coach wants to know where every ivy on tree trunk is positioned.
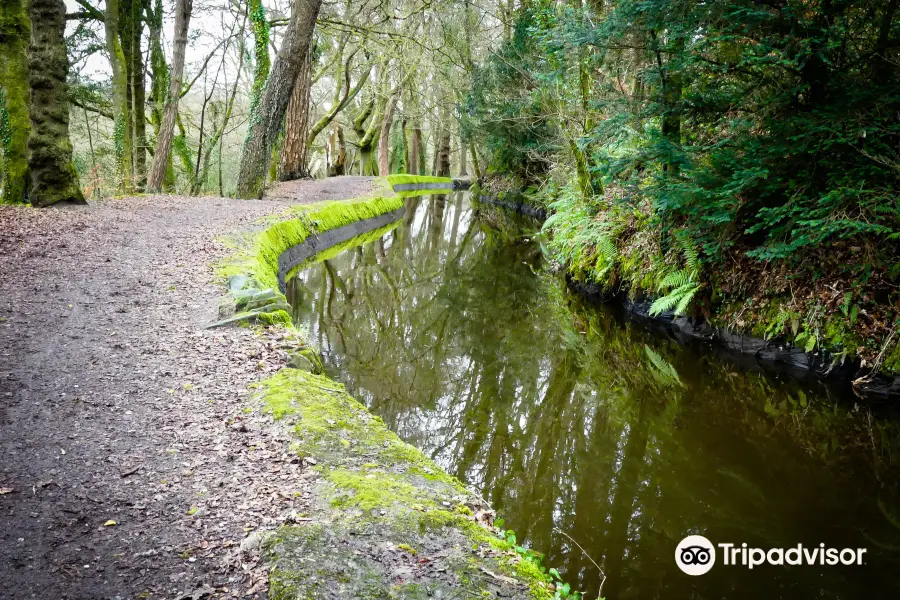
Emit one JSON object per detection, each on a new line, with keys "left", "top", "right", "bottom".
{"left": 236, "top": 0, "right": 322, "bottom": 198}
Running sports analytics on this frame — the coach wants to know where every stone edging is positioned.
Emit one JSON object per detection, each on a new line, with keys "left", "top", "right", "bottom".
{"left": 214, "top": 177, "right": 564, "bottom": 599}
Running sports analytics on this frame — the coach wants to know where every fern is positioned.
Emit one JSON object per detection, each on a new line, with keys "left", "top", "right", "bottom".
{"left": 644, "top": 345, "right": 683, "bottom": 387}
{"left": 676, "top": 231, "right": 701, "bottom": 274}
{"left": 649, "top": 281, "right": 699, "bottom": 316}
{"left": 658, "top": 269, "right": 693, "bottom": 289}
{"left": 593, "top": 233, "right": 618, "bottom": 277}
{"left": 649, "top": 233, "right": 703, "bottom": 317}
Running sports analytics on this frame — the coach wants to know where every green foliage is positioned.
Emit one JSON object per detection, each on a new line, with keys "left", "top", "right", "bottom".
{"left": 247, "top": 0, "right": 271, "bottom": 120}
{"left": 464, "top": 7, "right": 556, "bottom": 176}
{"left": 469, "top": 0, "right": 900, "bottom": 287}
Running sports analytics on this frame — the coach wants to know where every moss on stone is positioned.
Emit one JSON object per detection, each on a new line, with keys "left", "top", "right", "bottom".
{"left": 284, "top": 220, "right": 400, "bottom": 281}
{"left": 222, "top": 182, "right": 561, "bottom": 598}
{"left": 255, "top": 309, "right": 292, "bottom": 327}
{"left": 254, "top": 369, "right": 557, "bottom": 599}
{"left": 218, "top": 193, "right": 404, "bottom": 292}
{"left": 386, "top": 174, "right": 453, "bottom": 187}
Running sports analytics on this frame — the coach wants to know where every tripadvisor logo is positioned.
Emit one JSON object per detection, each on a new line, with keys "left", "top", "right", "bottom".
{"left": 675, "top": 535, "right": 867, "bottom": 575}
{"left": 676, "top": 535, "right": 716, "bottom": 575}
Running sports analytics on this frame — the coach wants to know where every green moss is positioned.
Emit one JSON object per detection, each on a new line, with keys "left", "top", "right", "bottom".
{"left": 218, "top": 193, "right": 404, "bottom": 292}
{"left": 396, "top": 543, "right": 417, "bottom": 556}
{"left": 255, "top": 309, "right": 292, "bottom": 327}
{"left": 881, "top": 341, "right": 900, "bottom": 374}
{"left": 0, "top": 0, "right": 32, "bottom": 204}
{"left": 255, "top": 370, "right": 464, "bottom": 489}
{"left": 386, "top": 174, "right": 453, "bottom": 186}
{"left": 247, "top": 0, "right": 271, "bottom": 119}
{"left": 326, "top": 469, "right": 428, "bottom": 511}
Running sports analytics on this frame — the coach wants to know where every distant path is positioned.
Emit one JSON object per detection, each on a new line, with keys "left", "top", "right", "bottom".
{"left": 0, "top": 178, "right": 375, "bottom": 600}
{"left": 264, "top": 175, "right": 375, "bottom": 203}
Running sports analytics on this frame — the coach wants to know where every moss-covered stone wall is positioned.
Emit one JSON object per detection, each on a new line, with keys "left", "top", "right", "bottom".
{"left": 216, "top": 176, "right": 569, "bottom": 598}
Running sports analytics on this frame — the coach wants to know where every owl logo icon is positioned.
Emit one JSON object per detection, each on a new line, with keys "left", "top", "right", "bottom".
{"left": 676, "top": 535, "right": 716, "bottom": 575}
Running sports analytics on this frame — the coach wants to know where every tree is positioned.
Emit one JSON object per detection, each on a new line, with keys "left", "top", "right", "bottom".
{"left": 102, "top": 0, "right": 132, "bottom": 190}
{"left": 277, "top": 39, "right": 313, "bottom": 181}
{"left": 235, "top": 0, "right": 323, "bottom": 198}
{"left": 27, "top": 0, "right": 85, "bottom": 206}
{"left": 377, "top": 90, "right": 400, "bottom": 175}
{"left": 146, "top": 0, "right": 192, "bottom": 193}
{"left": 0, "top": 0, "right": 30, "bottom": 203}
{"left": 305, "top": 42, "right": 372, "bottom": 171}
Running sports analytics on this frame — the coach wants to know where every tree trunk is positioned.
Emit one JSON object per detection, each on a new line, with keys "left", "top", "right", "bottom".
{"left": 436, "top": 131, "right": 451, "bottom": 177}
{"left": 146, "top": 0, "right": 192, "bottom": 192}
{"left": 26, "top": 0, "right": 85, "bottom": 206}
{"left": 469, "top": 140, "right": 482, "bottom": 179}
{"left": 277, "top": 38, "right": 313, "bottom": 181}
{"left": 328, "top": 125, "right": 346, "bottom": 176}
{"left": 104, "top": 0, "right": 133, "bottom": 191}
{"left": 306, "top": 55, "right": 371, "bottom": 153}
{"left": 401, "top": 119, "right": 410, "bottom": 173}
{"left": 0, "top": 0, "right": 31, "bottom": 203}
{"left": 409, "top": 124, "right": 421, "bottom": 175}
{"left": 120, "top": 0, "right": 146, "bottom": 188}
{"left": 458, "top": 135, "right": 468, "bottom": 176}
{"left": 146, "top": 0, "right": 174, "bottom": 189}
{"left": 247, "top": 0, "right": 270, "bottom": 114}
{"left": 377, "top": 92, "right": 399, "bottom": 176}
{"left": 236, "top": 0, "right": 322, "bottom": 198}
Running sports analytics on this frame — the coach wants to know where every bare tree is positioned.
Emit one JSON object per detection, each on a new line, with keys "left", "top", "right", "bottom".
{"left": 235, "top": 0, "right": 323, "bottom": 198}
{"left": 146, "top": 0, "right": 193, "bottom": 192}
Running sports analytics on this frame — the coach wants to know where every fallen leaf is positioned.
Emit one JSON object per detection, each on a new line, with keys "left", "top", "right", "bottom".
{"left": 0, "top": 488, "right": 13, "bottom": 495}
{"left": 120, "top": 465, "right": 140, "bottom": 477}
{"left": 104, "top": 520, "right": 117, "bottom": 526}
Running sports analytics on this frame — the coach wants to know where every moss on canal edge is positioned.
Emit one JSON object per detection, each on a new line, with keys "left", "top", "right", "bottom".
{"left": 218, "top": 194, "right": 405, "bottom": 292}
{"left": 256, "top": 370, "right": 555, "bottom": 599}
{"left": 386, "top": 174, "right": 453, "bottom": 186}
{"left": 217, "top": 176, "right": 562, "bottom": 599}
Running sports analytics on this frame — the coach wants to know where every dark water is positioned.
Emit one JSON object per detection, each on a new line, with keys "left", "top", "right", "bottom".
{"left": 286, "top": 193, "right": 900, "bottom": 600}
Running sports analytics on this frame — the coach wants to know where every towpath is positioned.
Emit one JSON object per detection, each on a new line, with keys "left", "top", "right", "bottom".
{"left": 0, "top": 177, "right": 374, "bottom": 600}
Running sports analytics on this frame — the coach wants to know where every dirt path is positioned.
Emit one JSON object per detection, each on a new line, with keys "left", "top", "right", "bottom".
{"left": 0, "top": 177, "right": 375, "bottom": 600}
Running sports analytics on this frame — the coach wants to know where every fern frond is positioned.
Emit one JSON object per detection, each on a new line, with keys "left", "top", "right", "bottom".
{"left": 677, "top": 232, "right": 701, "bottom": 274}
{"left": 674, "top": 285, "right": 698, "bottom": 315}
{"left": 597, "top": 236, "right": 617, "bottom": 265}
{"left": 644, "top": 345, "right": 683, "bottom": 387}
{"left": 658, "top": 269, "right": 692, "bottom": 290}
{"left": 649, "top": 293, "right": 681, "bottom": 316}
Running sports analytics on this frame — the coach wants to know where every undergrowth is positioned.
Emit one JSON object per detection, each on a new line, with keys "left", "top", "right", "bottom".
{"left": 539, "top": 171, "right": 900, "bottom": 373}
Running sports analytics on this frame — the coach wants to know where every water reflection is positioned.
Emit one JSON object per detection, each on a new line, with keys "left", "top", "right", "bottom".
{"left": 286, "top": 194, "right": 900, "bottom": 599}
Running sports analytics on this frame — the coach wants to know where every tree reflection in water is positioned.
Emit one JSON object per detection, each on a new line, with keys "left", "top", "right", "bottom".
{"left": 286, "top": 194, "right": 900, "bottom": 600}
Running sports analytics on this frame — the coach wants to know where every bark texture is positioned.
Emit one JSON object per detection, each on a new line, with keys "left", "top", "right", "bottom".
{"left": 121, "top": 0, "right": 146, "bottom": 187}
{"left": 0, "top": 0, "right": 31, "bottom": 203}
{"left": 146, "top": 0, "right": 192, "bottom": 193}
{"left": 409, "top": 125, "right": 422, "bottom": 175}
{"left": 377, "top": 92, "right": 400, "bottom": 176}
{"left": 277, "top": 39, "right": 312, "bottom": 181}
{"left": 435, "top": 131, "right": 451, "bottom": 177}
{"left": 327, "top": 125, "right": 346, "bottom": 176}
{"left": 26, "top": 0, "right": 85, "bottom": 206}
{"left": 236, "top": 0, "right": 322, "bottom": 198}
{"left": 103, "top": 0, "right": 133, "bottom": 191}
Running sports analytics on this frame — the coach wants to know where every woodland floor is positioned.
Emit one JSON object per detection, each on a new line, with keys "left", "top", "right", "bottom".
{"left": 0, "top": 176, "right": 376, "bottom": 600}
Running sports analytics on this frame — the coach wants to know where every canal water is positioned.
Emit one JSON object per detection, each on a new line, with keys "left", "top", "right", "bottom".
{"left": 285, "top": 192, "right": 900, "bottom": 599}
